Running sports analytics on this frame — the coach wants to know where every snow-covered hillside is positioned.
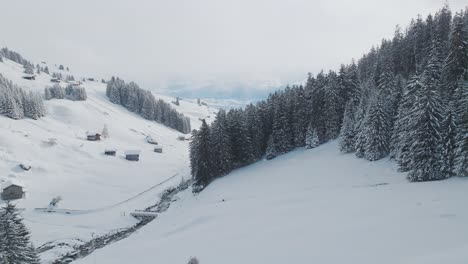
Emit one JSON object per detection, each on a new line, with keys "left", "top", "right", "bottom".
{"left": 75, "top": 141, "right": 468, "bottom": 264}
{"left": 0, "top": 58, "right": 217, "bottom": 262}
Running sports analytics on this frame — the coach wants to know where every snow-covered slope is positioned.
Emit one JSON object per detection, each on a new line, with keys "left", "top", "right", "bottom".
{"left": 75, "top": 141, "right": 468, "bottom": 264}
{"left": 0, "top": 58, "right": 216, "bottom": 262}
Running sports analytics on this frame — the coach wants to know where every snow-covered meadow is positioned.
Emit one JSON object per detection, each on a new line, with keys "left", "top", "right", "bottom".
{"left": 0, "top": 58, "right": 217, "bottom": 262}
{"left": 75, "top": 141, "right": 468, "bottom": 264}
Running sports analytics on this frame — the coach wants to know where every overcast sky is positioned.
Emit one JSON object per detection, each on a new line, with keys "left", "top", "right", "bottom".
{"left": 0, "top": 0, "right": 466, "bottom": 98}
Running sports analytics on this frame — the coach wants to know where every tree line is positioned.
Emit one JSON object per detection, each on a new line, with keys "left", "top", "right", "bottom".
{"left": 106, "top": 77, "right": 191, "bottom": 134}
{"left": 190, "top": 5, "right": 468, "bottom": 191}
{"left": 0, "top": 74, "right": 46, "bottom": 120}
{"left": 45, "top": 84, "right": 87, "bottom": 101}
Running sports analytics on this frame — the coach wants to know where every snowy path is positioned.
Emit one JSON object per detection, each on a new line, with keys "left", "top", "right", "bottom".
{"left": 33, "top": 173, "right": 180, "bottom": 215}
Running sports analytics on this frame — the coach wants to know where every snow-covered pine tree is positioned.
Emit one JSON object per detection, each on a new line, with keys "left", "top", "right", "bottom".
{"left": 305, "top": 123, "right": 320, "bottom": 149}
{"left": 291, "top": 85, "right": 308, "bottom": 148}
{"left": 362, "top": 93, "right": 391, "bottom": 161}
{"left": 440, "top": 100, "right": 457, "bottom": 178}
{"left": 23, "top": 64, "right": 34, "bottom": 75}
{"left": 454, "top": 76, "right": 468, "bottom": 177}
{"left": 227, "top": 109, "right": 254, "bottom": 167}
{"left": 406, "top": 41, "right": 445, "bottom": 182}
{"left": 245, "top": 104, "right": 264, "bottom": 159}
{"left": 210, "top": 110, "right": 233, "bottom": 176}
{"left": 190, "top": 120, "right": 213, "bottom": 191}
{"left": 0, "top": 203, "right": 40, "bottom": 264}
{"left": 442, "top": 13, "right": 468, "bottom": 98}
{"left": 392, "top": 76, "right": 421, "bottom": 171}
{"left": 339, "top": 100, "right": 358, "bottom": 153}
{"left": 324, "top": 71, "right": 342, "bottom": 141}
{"left": 361, "top": 63, "right": 395, "bottom": 161}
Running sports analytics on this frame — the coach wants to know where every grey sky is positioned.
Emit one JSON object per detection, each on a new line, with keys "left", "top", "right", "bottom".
{"left": 0, "top": 0, "right": 466, "bottom": 98}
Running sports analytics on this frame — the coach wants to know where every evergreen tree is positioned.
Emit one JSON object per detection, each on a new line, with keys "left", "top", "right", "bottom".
{"left": 454, "top": 76, "right": 468, "bottom": 177}
{"left": 440, "top": 100, "right": 457, "bottom": 177}
{"left": 406, "top": 42, "right": 445, "bottom": 181}
{"left": 0, "top": 203, "right": 40, "bottom": 264}
{"left": 362, "top": 94, "right": 391, "bottom": 161}
{"left": 190, "top": 121, "right": 213, "bottom": 191}
{"left": 305, "top": 123, "right": 320, "bottom": 149}
{"left": 339, "top": 100, "right": 358, "bottom": 153}
{"left": 210, "top": 110, "right": 233, "bottom": 175}
{"left": 442, "top": 13, "right": 468, "bottom": 97}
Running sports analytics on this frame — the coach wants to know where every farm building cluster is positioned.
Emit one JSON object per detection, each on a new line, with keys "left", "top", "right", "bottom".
{"left": 91, "top": 132, "right": 166, "bottom": 162}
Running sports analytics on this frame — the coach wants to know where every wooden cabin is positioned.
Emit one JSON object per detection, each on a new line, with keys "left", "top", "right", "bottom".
{"left": 50, "top": 78, "right": 61, "bottom": 83}
{"left": 1, "top": 181, "right": 25, "bottom": 200}
{"left": 87, "top": 132, "right": 101, "bottom": 141}
{"left": 154, "top": 146, "right": 163, "bottom": 153}
{"left": 177, "top": 136, "right": 186, "bottom": 141}
{"left": 22, "top": 75, "right": 36, "bottom": 80}
{"left": 125, "top": 150, "right": 141, "bottom": 161}
{"left": 104, "top": 149, "right": 117, "bottom": 156}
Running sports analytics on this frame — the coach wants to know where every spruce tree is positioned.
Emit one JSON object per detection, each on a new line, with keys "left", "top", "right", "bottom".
{"left": 210, "top": 110, "right": 233, "bottom": 176}
{"left": 406, "top": 42, "right": 445, "bottom": 182}
{"left": 454, "top": 76, "right": 468, "bottom": 177}
{"left": 190, "top": 120, "right": 213, "bottom": 191}
{"left": 339, "top": 100, "right": 358, "bottom": 153}
{"left": 0, "top": 203, "right": 40, "bottom": 264}
{"left": 442, "top": 13, "right": 468, "bottom": 97}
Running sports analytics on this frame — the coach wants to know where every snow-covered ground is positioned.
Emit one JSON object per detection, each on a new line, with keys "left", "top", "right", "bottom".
{"left": 75, "top": 141, "right": 468, "bottom": 264}
{"left": 0, "top": 58, "right": 216, "bottom": 262}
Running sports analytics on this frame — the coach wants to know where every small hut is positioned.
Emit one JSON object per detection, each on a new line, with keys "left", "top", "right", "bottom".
{"left": 87, "top": 132, "right": 101, "bottom": 141}
{"left": 125, "top": 150, "right": 141, "bottom": 161}
{"left": 1, "top": 180, "right": 25, "bottom": 200}
{"left": 154, "top": 146, "right": 163, "bottom": 153}
{"left": 22, "top": 74, "right": 36, "bottom": 80}
{"left": 50, "top": 78, "right": 61, "bottom": 83}
{"left": 104, "top": 149, "right": 117, "bottom": 156}
{"left": 177, "top": 135, "right": 186, "bottom": 141}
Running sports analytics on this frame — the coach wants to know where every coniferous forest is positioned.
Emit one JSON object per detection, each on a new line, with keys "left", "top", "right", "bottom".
{"left": 190, "top": 5, "right": 468, "bottom": 190}
{"left": 106, "top": 77, "right": 192, "bottom": 134}
{"left": 0, "top": 74, "right": 46, "bottom": 120}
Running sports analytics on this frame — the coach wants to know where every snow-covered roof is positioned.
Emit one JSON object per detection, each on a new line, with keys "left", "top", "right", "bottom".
{"left": 86, "top": 131, "right": 100, "bottom": 136}
{"left": 125, "top": 150, "right": 141, "bottom": 155}
{"left": 2, "top": 180, "right": 25, "bottom": 190}
{"left": 105, "top": 148, "right": 117, "bottom": 152}
{"left": 154, "top": 145, "right": 163, "bottom": 149}
{"left": 23, "top": 74, "right": 36, "bottom": 77}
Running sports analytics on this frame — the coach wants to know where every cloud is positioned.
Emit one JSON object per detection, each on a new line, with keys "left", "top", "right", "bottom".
{"left": 0, "top": 0, "right": 466, "bottom": 98}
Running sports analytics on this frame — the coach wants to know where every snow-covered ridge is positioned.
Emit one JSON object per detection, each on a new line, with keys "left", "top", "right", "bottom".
{"left": 0, "top": 56, "right": 217, "bottom": 262}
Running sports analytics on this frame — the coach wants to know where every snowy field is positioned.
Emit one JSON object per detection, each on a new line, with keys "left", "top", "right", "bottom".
{"left": 0, "top": 58, "right": 217, "bottom": 262}
{"left": 75, "top": 141, "right": 468, "bottom": 264}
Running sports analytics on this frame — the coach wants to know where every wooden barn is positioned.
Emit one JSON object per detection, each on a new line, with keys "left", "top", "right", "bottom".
{"left": 87, "top": 132, "right": 101, "bottom": 141}
{"left": 104, "top": 149, "right": 117, "bottom": 156}
{"left": 1, "top": 181, "right": 25, "bottom": 200}
{"left": 154, "top": 146, "right": 163, "bottom": 153}
{"left": 125, "top": 150, "right": 141, "bottom": 161}
{"left": 22, "top": 74, "right": 36, "bottom": 80}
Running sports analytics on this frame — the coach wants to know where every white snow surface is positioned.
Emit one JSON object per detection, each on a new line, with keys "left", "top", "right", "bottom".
{"left": 0, "top": 58, "right": 216, "bottom": 262}
{"left": 2, "top": 57, "right": 468, "bottom": 264}
{"left": 75, "top": 142, "right": 468, "bottom": 264}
